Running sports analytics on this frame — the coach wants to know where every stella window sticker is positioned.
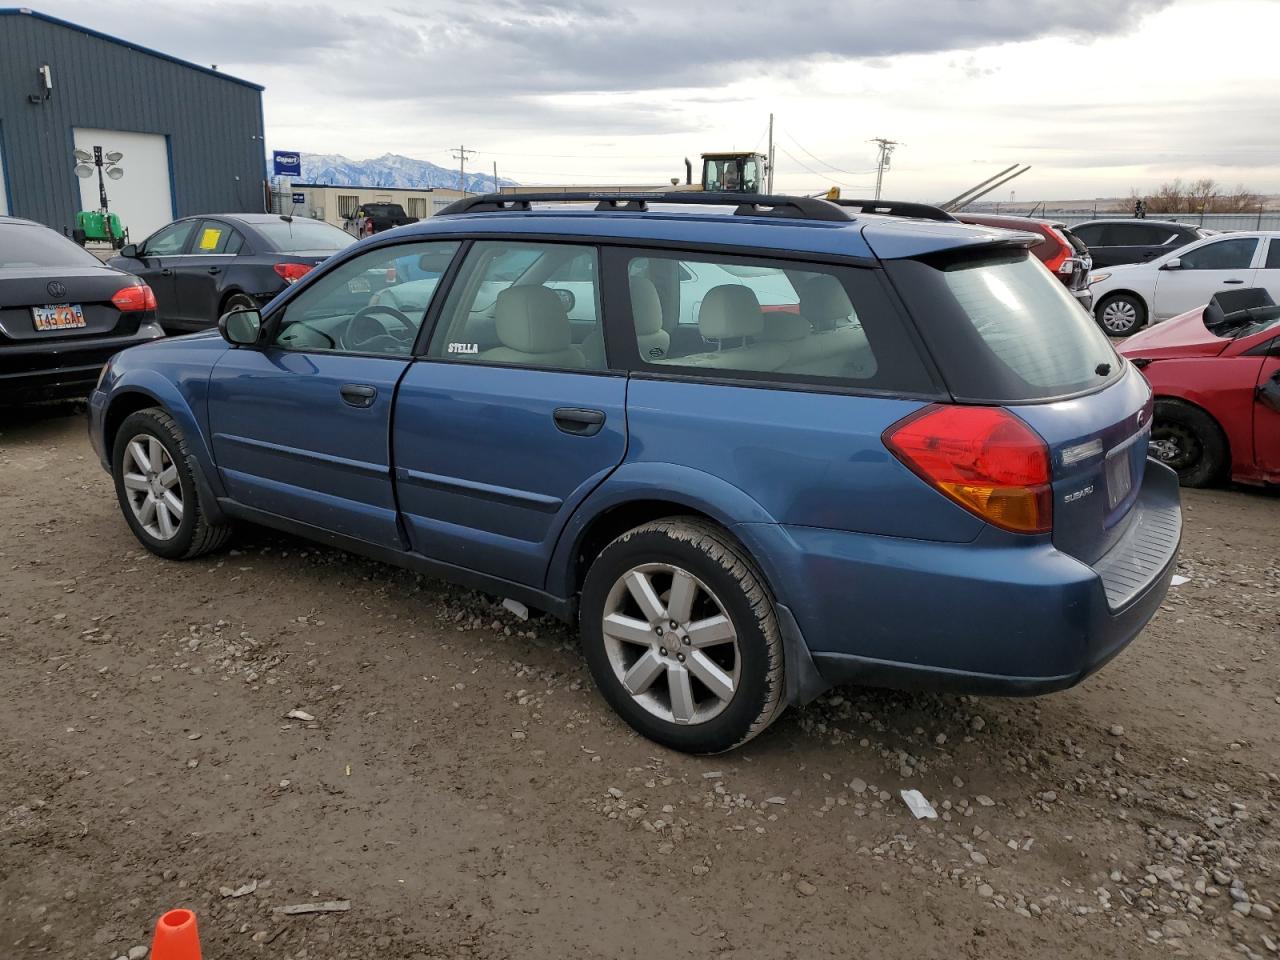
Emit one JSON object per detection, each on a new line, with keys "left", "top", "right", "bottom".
{"left": 448, "top": 342, "right": 479, "bottom": 355}
{"left": 198, "top": 227, "right": 223, "bottom": 251}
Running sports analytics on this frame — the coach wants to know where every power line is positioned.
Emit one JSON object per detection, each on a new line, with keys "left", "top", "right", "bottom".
{"left": 774, "top": 146, "right": 871, "bottom": 190}
{"left": 780, "top": 129, "right": 877, "bottom": 177}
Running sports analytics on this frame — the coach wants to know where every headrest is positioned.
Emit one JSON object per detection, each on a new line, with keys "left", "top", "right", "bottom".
{"left": 494, "top": 286, "right": 571, "bottom": 354}
{"left": 630, "top": 278, "right": 663, "bottom": 335}
{"left": 760, "top": 311, "right": 810, "bottom": 342}
{"left": 699, "top": 285, "right": 764, "bottom": 340}
{"left": 798, "top": 275, "right": 854, "bottom": 326}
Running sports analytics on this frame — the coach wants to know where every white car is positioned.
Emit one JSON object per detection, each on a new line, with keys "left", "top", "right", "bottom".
{"left": 1088, "top": 230, "right": 1280, "bottom": 335}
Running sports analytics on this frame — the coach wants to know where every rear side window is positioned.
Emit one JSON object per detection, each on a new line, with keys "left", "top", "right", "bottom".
{"left": 886, "top": 250, "right": 1120, "bottom": 403}
{"left": 0, "top": 224, "right": 102, "bottom": 269}
{"left": 613, "top": 249, "right": 936, "bottom": 395}
{"left": 1267, "top": 241, "right": 1280, "bottom": 270}
{"left": 428, "top": 240, "right": 605, "bottom": 371}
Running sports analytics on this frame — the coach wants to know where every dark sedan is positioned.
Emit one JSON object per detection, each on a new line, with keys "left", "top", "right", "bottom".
{"left": 1070, "top": 219, "right": 1209, "bottom": 268}
{"left": 109, "top": 214, "right": 355, "bottom": 333}
{"left": 0, "top": 216, "right": 164, "bottom": 404}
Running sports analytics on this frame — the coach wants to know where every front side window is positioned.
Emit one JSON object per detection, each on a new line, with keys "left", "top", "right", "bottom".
{"left": 427, "top": 241, "right": 604, "bottom": 370}
{"left": 621, "top": 250, "right": 934, "bottom": 393}
{"left": 143, "top": 220, "right": 195, "bottom": 256}
{"left": 1178, "top": 238, "right": 1258, "bottom": 270}
{"left": 271, "top": 241, "right": 460, "bottom": 356}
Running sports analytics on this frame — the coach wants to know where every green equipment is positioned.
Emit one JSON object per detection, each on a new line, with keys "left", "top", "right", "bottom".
{"left": 73, "top": 209, "right": 126, "bottom": 248}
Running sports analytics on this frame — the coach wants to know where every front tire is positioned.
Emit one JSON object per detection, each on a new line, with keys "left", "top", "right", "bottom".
{"left": 580, "top": 519, "right": 785, "bottom": 753}
{"left": 111, "top": 408, "right": 232, "bottom": 559}
{"left": 1095, "top": 293, "right": 1147, "bottom": 336}
{"left": 1149, "top": 399, "right": 1228, "bottom": 488}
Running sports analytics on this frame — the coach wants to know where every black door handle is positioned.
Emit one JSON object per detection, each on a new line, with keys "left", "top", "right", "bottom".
{"left": 208, "top": 266, "right": 222, "bottom": 275}
{"left": 340, "top": 383, "right": 377, "bottom": 408}
{"left": 1223, "top": 279, "right": 1244, "bottom": 284}
{"left": 160, "top": 268, "right": 173, "bottom": 277}
{"left": 553, "top": 407, "right": 605, "bottom": 436}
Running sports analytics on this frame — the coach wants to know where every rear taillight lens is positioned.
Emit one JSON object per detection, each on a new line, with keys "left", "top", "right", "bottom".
{"left": 112, "top": 283, "right": 157, "bottom": 312}
{"left": 273, "top": 262, "right": 312, "bottom": 284}
{"left": 884, "top": 404, "right": 1052, "bottom": 534}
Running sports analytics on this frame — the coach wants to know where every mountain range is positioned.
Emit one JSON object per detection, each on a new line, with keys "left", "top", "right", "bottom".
{"left": 296, "top": 152, "right": 517, "bottom": 193}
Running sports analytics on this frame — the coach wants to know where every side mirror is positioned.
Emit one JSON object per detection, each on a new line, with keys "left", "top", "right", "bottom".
{"left": 1160, "top": 258, "right": 1182, "bottom": 271}
{"left": 120, "top": 243, "right": 139, "bottom": 258}
{"left": 218, "top": 307, "right": 262, "bottom": 347}
{"left": 553, "top": 287, "right": 576, "bottom": 313}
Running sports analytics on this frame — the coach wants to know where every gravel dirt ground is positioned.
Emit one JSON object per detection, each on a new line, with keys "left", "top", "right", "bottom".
{"left": 1, "top": 405, "right": 1277, "bottom": 960}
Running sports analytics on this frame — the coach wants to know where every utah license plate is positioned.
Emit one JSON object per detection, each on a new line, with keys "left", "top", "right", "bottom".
{"left": 32, "top": 303, "right": 86, "bottom": 331}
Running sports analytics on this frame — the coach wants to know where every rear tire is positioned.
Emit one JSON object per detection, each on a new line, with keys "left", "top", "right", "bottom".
{"left": 221, "top": 292, "right": 256, "bottom": 315}
{"left": 1095, "top": 293, "right": 1147, "bottom": 336}
{"left": 1149, "top": 399, "right": 1227, "bottom": 488}
{"left": 111, "top": 407, "right": 232, "bottom": 559}
{"left": 579, "top": 518, "right": 785, "bottom": 754}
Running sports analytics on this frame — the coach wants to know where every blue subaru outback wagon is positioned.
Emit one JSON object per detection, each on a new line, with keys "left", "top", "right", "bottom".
{"left": 89, "top": 193, "right": 1181, "bottom": 753}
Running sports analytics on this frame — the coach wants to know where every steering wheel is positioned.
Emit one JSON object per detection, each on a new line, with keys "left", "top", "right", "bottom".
{"left": 342, "top": 304, "right": 417, "bottom": 353}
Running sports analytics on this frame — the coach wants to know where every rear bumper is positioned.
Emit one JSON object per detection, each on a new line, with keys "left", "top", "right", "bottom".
{"left": 741, "top": 460, "right": 1181, "bottom": 698}
{"left": 0, "top": 323, "right": 164, "bottom": 404}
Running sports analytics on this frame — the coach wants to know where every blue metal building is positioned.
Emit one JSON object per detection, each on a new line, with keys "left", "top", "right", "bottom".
{"left": 0, "top": 8, "right": 265, "bottom": 241}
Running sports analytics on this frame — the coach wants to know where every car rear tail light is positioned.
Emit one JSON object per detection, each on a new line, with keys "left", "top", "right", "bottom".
{"left": 1057, "top": 259, "right": 1075, "bottom": 275}
{"left": 883, "top": 404, "right": 1052, "bottom": 534}
{"left": 112, "top": 283, "right": 157, "bottom": 312}
{"left": 273, "top": 262, "right": 312, "bottom": 284}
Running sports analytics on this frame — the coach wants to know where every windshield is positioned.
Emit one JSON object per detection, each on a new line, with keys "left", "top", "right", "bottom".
{"left": 886, "top": 250, "right": 1120, "bottom": 403}
{"left": 256, "top": 218, "right": 355, "bottom": 253}
{"left": 0, "top": 223, "right": 103, "bottom": 269}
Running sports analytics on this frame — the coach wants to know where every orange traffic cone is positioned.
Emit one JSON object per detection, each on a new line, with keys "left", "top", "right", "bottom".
{"left": 151, "top": 908, "right": 202, "bottom": 960}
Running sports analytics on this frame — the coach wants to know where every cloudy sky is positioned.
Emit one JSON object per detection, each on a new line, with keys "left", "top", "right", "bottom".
{"left": 39, "top": 0, "right": 1280, "bottom": 201}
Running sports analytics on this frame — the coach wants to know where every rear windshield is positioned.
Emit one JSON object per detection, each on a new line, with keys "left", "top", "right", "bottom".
{"left": 255, "top": 219, "right": 355, "bottom": 253}
{"left": 0, "top": 223, "right": 102, "bottom": 269}
{"left": 886, "top": 250, "right": 1120, "bottom": 403}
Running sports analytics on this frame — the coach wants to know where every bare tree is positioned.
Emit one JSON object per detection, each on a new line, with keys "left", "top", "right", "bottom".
{"left": 1132, "top": 178, "right": 1264, "bottom": 214}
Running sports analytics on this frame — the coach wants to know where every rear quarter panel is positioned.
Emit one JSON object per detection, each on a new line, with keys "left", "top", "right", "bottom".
{"left": 620, "top": 379, "right": 985, "bottom": 540}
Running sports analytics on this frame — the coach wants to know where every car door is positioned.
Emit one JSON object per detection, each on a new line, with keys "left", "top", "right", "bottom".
{"left": 1255, "top": 350, "right": 1280, "bottom": 478}
{"left": 393, "top": 239, "right": 627, "bottom": 588}
{"left": 169, "top": 219, "right": 245, "bottom": 330}
{"left": 206, "top": 239, "right": 461, "bottom": 551}
{"left": 1151, "top": 236, "right": 1260, "bottom": 320}
{"left": 122, "top": 219, "right": 198, "bottom": 325}
{"left": 1256, "top": 236, "right": 1280, "bottom": 304}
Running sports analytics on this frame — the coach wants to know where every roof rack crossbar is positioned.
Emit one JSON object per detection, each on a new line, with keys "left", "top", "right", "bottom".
{"left": 827, "top": 199, "right": 956, "bottom": 223}
{"left": 436, "top": 192, "right": 853, "bottom": 223}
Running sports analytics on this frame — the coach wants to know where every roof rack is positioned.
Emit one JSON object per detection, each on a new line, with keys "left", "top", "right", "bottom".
{"left": 435, "top": 192, "right": 854, "bottom": 223}
{"left": 827, "top": 198, "right": 956, "bottom": 223}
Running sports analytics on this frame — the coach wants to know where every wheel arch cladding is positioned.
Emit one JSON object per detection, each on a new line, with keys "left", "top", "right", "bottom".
{"left": 103, "top": 375, "right": 227, "bottom": 521}
{"left": 546, "top": 462, "right": 779, "bottom": 600}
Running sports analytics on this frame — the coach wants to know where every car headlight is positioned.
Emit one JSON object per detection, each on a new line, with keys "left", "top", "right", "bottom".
{"left": 1087, "top": 272, "right": 1111, "bottom": 286}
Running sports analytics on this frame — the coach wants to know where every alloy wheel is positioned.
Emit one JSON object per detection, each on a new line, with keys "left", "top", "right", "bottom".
{"left": 601, "top": 563, "right": 741, "bottom": 726}
{"left": 121, "top": 434, "right": 184, "bottom": 540}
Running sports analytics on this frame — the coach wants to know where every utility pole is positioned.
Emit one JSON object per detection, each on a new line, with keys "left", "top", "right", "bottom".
{"left": 766, "top": 113, "right": 775, "bottom": 194}
{"left": 493, "top": 161, "right": 499, "bottom": 195}
{"left": 451, "top": 145, "right": 477, "bottom": 194}
{"left": 871, "top": 137, "right": 898, "bottom": 201}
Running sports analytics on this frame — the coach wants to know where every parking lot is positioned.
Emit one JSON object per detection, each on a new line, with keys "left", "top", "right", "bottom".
{"left": 0, "top": 405, "right": 1275, "bottom": 960}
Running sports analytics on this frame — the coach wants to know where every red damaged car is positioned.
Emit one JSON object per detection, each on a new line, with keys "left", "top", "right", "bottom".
{"left": 1119, "top": 289, "right": 1280, "bottom": 487}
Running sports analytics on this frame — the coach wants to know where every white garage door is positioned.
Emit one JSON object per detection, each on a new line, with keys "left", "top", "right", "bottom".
{"left": 73, "top": 128, "right": 173, "bottom": 241}
{"left": 0, "top": 134, "right": 9, "bottom": 216}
